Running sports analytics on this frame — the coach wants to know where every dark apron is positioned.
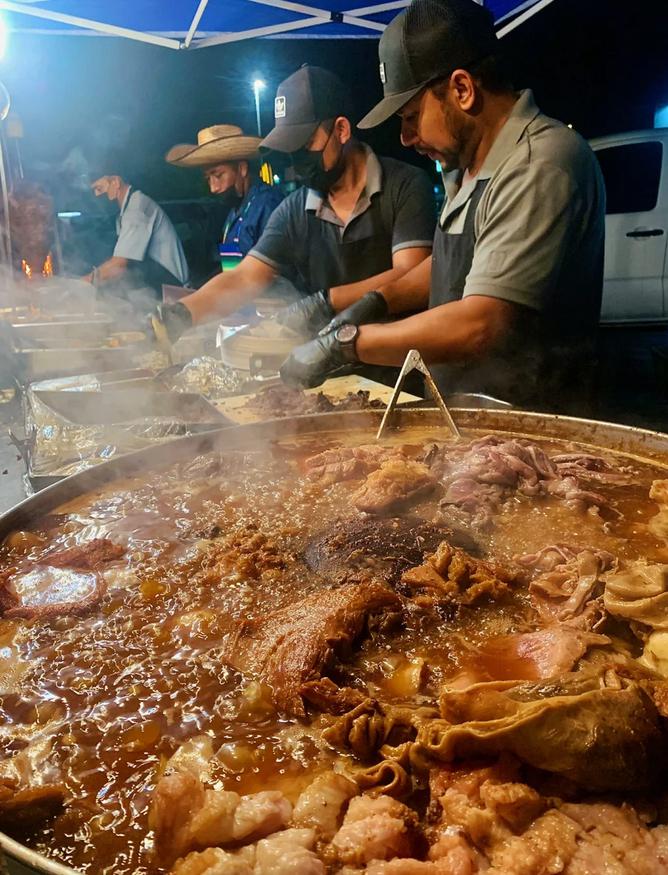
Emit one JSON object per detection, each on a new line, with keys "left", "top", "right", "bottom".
{"left": 429, "top": 180, "right": 549, "bottom": 408}
{"left": 304, "top": 206, "right": 392, "bottom": 292}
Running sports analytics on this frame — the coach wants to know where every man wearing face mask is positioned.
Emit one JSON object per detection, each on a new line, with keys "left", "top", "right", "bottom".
{"left": 83, "top": 154, "right": 189, "bottom": 307}
{"left": 166, "top": 125, "right": 283, "bottom": 269}
{"left": 281, "top": 0, "right": 605, "bottom": 412}
{"left": 153, "top": 65, "right": 435, "bottom": 344}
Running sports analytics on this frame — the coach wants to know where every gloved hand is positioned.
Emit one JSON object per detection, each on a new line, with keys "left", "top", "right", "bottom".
{"left": 319, "top": 290, "right": 388, "bottom": 336}
{"left": 274, "top": 289, "right": 334, "bottom": 336}
{"left": 151, "top": 301, "right": 193, "bottom": 345}
{"left": 280, "top": 325, "right": 359, "bottom": 388}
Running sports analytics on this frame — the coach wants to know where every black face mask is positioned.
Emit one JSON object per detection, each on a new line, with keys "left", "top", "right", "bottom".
{"left": 292, "top": 133, "right": 345, "bottom": 195}
{"left": 218, "top": 188, "right": 243, "bottom": 211}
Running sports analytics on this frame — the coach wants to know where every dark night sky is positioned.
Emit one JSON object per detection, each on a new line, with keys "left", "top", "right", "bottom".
{"left": 1, "top": 0, "right": 667, "bottom": 205}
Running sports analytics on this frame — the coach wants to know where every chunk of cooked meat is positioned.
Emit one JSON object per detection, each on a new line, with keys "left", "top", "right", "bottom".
{"left": 304, "top": 516, "right": 478, "bottom": 586}
{"left": 551, "top": 452, "right": 635, "bottom": 485}
{"left": 300, "top": 678, "right": 368, "bottom": 715}
{"left": 472, "top": 626, "right": 611, "bottom": 681}
{"left": 401, "top": 541, "right": 521, "bottom": 607}
{"left": 323, "top": 699, "right": 438, "bottom": 760}
{"left": 169, "top": 846, "right": 254, "bottom": 875}
{"left": 149, "top": 771, "right": 292, "bottom": 867}
{"left": 0, "top": 780, "right": 66, "bottom": 833}
{"left": 430, "top": 759, "right": 668, "bottom": 875}
{"left": 420, "top": 668, "right": 664, "bottom": 792}
{"left": 353, "top": 460, "right": 436, "bottom": 515}
{"left": 292, "top": 772, "right": 359, "bottom": 841}
{"left": 304, "top": 445, "right": 406, "bottom": 486}
{"left": 0, "top": 565, "right": 106, "bottom": 620}
{"left": 222, "top": 582, "right": 402, "bottom": 717}
{"left": 604, "top": 562, "right": 668, "bottom": 631}
{"left": 523, "top": 547, "right": 617, "bottom": 629}
{"left": 194, "top": 523, "right": 292, "bottom": 580}
{"left": 330, "top": 794, "right": 420, "bottom": 867}
{"left": 254, "top": 827, "right": 324, "bottom": 874}
{"left": 437, "top": 436, "right": 610, "bottom": 528}
{"left": 44, "top": 538, "right": 125, "bottom": 570}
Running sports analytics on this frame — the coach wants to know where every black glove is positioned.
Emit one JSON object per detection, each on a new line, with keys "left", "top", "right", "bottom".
{"left": 274, "top": 289, "right": 334, "bottom": 336}
{"left": 152, "top": 301, "right": 193, "bottom": 344}
{"left": 280, "top": 325, "right": 359, "bottom": 389}
{"left": 320, "top": 290, "right": 389, "bottom": 336}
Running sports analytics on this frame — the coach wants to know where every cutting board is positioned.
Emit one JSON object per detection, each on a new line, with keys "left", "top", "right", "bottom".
{"left": 214, "top": 375, "right": 420, "bottom": 425}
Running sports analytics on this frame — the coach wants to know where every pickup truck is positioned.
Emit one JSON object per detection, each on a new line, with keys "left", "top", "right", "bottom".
{"left": 590, "top": 129, "right": 668, "bottom": 324}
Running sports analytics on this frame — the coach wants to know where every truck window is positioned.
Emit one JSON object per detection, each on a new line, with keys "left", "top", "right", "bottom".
{"left": 595, "top": 142, "right": 662, "bottom": 214}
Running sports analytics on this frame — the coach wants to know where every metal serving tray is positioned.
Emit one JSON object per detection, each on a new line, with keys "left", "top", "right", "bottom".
{"left": 10, "top": 318, "right": 115, "bottom": 345}
{"left": 32, "top": 388, "right": 227, "bottom": 427}
{"left": 10, "top": 346, "right": 141, "bottom": 382}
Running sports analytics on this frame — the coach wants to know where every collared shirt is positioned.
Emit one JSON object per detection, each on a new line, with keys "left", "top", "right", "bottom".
{"left": 222, "top": 182, "right": 284, "bottom": 256}
{"left": 114, "top": 188, "right": 189, "bottom": 285}
{"left": 429, "top": 90, "right": 605, "bottom": 411}
{"left": 437, "top": 90, "right": 605, "bottom": 334}
{"left": 249, "top": 145, "right": 435, "bottom": 293}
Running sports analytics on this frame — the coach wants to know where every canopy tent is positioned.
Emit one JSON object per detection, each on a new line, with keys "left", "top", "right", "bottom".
{"left": 0, "top": 0, "right": 557, "bottom": 49}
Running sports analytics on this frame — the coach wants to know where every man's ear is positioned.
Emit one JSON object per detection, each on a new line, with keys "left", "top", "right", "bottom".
{"left": 449, "top": 69, "right": 477, "bottom": 113}
{"left": 239, "top": 160, "right": 249, "bottom": 179}
{"left": 334, "top": 116, "right": 353, "bottom": 145}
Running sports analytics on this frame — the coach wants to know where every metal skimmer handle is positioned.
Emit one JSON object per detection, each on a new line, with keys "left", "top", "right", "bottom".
{"left": 376, "top": 349, "right": 461, "bottom": 440}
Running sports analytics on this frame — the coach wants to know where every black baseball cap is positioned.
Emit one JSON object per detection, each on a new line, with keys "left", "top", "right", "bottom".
{"left": 358, "top": 0, "right": 498, "bottom": 129}
{"left": 260, "top": 65, "right": 352, "bottom": 154}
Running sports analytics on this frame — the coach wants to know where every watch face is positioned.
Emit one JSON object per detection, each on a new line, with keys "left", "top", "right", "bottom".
{"left": 335, "top": 323, "right": 358, "bottom": 344}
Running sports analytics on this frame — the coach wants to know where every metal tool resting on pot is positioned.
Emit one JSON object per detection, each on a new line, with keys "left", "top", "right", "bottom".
{"left": 376, "top": 349, "right": 461, "bottom": 440}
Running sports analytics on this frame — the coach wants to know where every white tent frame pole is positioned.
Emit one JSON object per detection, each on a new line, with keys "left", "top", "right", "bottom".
{"left": 193, "top": 16, "right": 326, "bottom": 47}
{"left": 248, "top": 0, "right": 384, "bottom": 32}
{"left": 184, "top": 0, "right": 210, "bottom": 48}
{"left": 346, "top": 2, "right": 407, "bottom": 15}
{"left": 0, "top": 0, "right": 182, "bottom": 48}
{"left": 497, "top": 0, "right": 557, "bottom": 37}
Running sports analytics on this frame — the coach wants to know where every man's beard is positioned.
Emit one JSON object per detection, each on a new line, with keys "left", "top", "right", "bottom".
{"left": 438, "top": 102, "right": 474, "bottom": 174}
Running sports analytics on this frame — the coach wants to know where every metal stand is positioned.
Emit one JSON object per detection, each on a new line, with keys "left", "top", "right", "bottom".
{"left": 376, "top": 349, "right": 461, "bottom": 440}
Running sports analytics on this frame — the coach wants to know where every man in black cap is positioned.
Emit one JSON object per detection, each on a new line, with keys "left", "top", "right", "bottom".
{"left": 153, "top": 65, "right": 435, "bottom": 342}
{"left": 281, "top": 0, "right": 605, "bottom": 411}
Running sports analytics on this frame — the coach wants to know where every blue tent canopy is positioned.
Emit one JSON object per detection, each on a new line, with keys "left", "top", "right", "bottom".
{"left": 0, "top": 0, "right": 555, "bottom": 49}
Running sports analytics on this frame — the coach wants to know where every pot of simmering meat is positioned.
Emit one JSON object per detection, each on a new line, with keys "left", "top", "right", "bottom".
{"left": 2, "top": 407, "right": 668, "bottom": 875}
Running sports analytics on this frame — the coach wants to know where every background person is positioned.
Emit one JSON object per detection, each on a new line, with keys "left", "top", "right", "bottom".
{"left": 166, "top": 125, "right": 284, "bottom": 269}
{"left": 83, "top": 153, "right": 189, "bottom": 309}
{"left": 153, "top": 65, "right": 436, "bottom": 344}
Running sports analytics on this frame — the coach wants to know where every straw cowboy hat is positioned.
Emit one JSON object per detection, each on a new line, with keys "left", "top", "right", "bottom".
{"left": 166, "top": 125, "right": 262, "bottom": 167}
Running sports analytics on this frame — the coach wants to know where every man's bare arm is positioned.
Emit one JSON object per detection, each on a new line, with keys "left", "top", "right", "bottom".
{"left": 329, "top": 247, "right": 431, "bottom": 313}
{"left": 182, "top": 256, "right": 277, "bottom": 325}
{"left": 356, "top": 294, "right": 517, "bottom": 365}
{"left": 82, "top": 256, "right": 128, "bottom": 285}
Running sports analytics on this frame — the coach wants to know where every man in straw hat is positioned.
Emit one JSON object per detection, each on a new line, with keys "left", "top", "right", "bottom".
{"left": 152, "top": 65, "right": 435, "bottom": 345}
{"left": 166, "top": 124, "right": 283, "bottom": 266}
{"left": 82, "top": 151, "right": 189, "bottom": 308}
{"left": 280, "top": 0, "right": 605, "bottom": 412}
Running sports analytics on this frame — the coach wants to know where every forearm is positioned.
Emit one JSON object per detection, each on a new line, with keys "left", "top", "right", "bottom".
{"left": 356, "top": 297, "right": 513, "bottom": 366}
{"left": 329, "top": 248, "right": 432, "bottom": 313}
{"left": 93, "top": 256, "right": 128, "bottom": 284}
{"left": 329, "top": 267, "right": 403, "bottom": 312}
{"left": 377, "top": 255, "right": 433, "bottom": 315}
{"left": 182, "top": 259, "right": 273, "bottom": 325}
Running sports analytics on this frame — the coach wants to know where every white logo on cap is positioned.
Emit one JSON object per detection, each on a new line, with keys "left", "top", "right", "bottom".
{"left": 275, "top": 96, "right": 286, "bottom": 119}
{"left": 379, "top": 62, "right": 387, "bottom": 84}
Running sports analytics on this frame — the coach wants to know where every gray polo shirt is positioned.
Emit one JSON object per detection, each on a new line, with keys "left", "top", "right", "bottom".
{"left": 431, "top": 90, "right": 605, "bottom": 409}
{"left": 249, "top": 145, "right": 435, "bottom": 293}
{"left": 115, "top": 189, "right": 189, "bottom": 285}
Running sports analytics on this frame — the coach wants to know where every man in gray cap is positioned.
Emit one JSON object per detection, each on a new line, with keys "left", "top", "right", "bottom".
{"left": 281, "top": 0, "right": 605, "bottom": 411}
{"left": 153, "top": 65, "right": 435, "bottom": 343}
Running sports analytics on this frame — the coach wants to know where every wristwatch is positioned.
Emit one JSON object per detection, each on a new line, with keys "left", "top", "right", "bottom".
{"left": 334, "top": 323, "right": 359, "bottom": 363}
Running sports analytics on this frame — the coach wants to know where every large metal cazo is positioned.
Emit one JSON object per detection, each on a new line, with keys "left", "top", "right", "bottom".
{"left": 1, "top": 406, "right": 668, "bottom": 873}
